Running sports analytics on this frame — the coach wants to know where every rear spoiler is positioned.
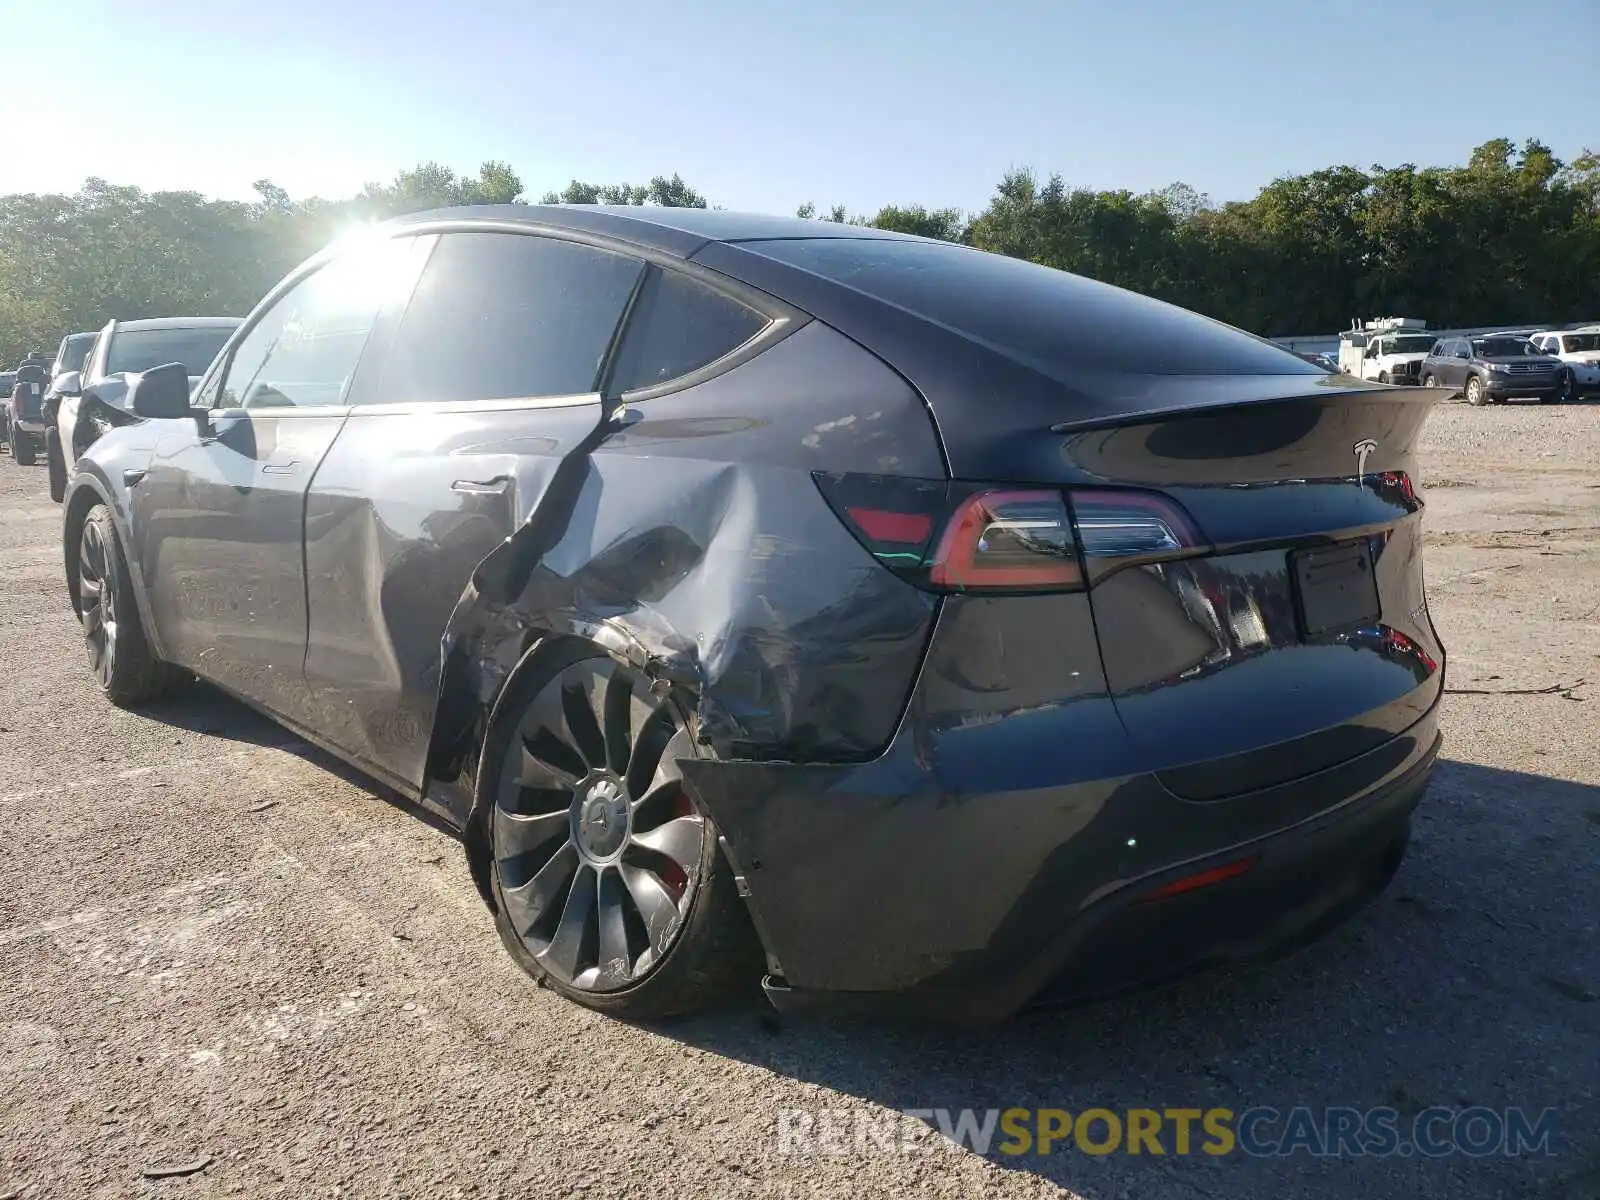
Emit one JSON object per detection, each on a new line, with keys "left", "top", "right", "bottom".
{"left": 1048, "top": 378, "right": 1439, "bottom": 436}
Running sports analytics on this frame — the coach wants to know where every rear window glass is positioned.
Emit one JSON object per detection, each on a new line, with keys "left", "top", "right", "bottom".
{"left": 609, "top": 268, "right": 767, "bottom": 393}
{"left": 106, "top": 326, "right": 237, "bottom": 376}
{"left": 743, "top": 238, "right": 1319, "bottom": 378}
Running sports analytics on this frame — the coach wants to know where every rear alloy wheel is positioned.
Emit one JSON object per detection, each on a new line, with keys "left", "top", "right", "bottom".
{"left": 1464, "top": 376, "right": 1487, "bottom": 406}
{"left": 487, "top": 644, "right": 759, "bottom": 1018}
{"left": 77, "top": 506, "right": 179, "bottom": 705}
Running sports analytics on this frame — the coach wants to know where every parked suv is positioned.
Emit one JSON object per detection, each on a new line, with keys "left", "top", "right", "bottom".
{"left": 48, "top": 317, "right": 239, "bottom": 498}
{"left": 7, "top": 351, "right": 53, "bottom": 463}
{"left": 1528, "top": 330, "right": 1600, "bottom": 403}
{"left": 1419, "top": 334, "right": 1564, "bottom": 405}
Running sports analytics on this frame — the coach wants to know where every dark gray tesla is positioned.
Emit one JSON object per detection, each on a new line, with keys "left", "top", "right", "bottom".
{"left": 62, "top": 206, "right": 1445, "bottom": 1019}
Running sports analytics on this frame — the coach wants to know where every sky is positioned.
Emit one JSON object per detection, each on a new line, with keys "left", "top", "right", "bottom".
{"left": 3, "top": 0, "right": 1596, "bottom": 216}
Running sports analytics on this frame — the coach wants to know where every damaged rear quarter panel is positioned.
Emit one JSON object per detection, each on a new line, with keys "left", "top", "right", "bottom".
{"left": 422, "top": 319, "right": 947, "bottom": 821}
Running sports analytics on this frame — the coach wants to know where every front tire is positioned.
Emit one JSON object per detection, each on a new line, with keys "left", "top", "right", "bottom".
{"left": 77, "top": 506, "right": 179, "bottom": 706}
{"left": 1557, "top": 370, "right": 1577, "bottom": 404}
{"left": 1464, "top": 375, "right": 1487, "bottom": 406}
{"left": 485, "top": 641, "right": 760, "bottom": 1018}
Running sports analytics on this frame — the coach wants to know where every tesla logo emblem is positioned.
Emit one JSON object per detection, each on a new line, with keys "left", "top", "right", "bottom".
{"left": 1353, "top": 438, "right": 1378, "bottom": 481}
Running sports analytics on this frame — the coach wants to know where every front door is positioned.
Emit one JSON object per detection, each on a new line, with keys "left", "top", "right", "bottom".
{"left": 133, "top": 233, "right": 432, "bottom": 722}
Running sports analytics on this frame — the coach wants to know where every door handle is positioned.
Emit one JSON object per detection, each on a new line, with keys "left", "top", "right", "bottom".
{"left": 261, "top": 459, "right": 301, "bottom": 476}
{"left": 452, "top": 477, "right": 512, "bottom": 496}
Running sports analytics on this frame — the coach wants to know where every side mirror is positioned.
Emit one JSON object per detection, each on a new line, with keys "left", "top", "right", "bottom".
{"left": 52, "top": 370, "right": 82, "bottom": 397}
{"left": 128, "top": 362, "right": 193, "bottom": 420}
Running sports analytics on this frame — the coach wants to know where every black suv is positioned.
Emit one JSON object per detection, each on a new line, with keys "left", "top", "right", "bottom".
{"left": 1419, "top": 334, "right": 1564, "bottom": 405}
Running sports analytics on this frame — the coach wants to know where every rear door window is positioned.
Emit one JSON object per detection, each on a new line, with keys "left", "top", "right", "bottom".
{"left": 607, "top": 267, "right": 769, "bottom": 394}
{"left": 374, "top": 232, "right": 644, "bottom": 405}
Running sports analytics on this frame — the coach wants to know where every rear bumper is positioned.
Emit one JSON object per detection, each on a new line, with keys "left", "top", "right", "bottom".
{"left": 738, "top": 720, "right": 1437, "bottom": 1021}
{"left": 684, "top": 588, "right": 1444, "bottom": 1020}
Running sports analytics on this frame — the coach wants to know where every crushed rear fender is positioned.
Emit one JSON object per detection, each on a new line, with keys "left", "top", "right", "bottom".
{"left": 423, "top": 322, "right": 947, "bottom": 835}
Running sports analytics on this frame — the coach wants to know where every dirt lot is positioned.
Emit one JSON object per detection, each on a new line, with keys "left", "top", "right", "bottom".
{"left": 1, "top": 400, "right": 1597, "bottom": 1200}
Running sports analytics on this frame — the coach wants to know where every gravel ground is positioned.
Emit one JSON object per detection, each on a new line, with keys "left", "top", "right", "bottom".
{"left": 1, "top": 398, "right": 1597, "bottom": 1200}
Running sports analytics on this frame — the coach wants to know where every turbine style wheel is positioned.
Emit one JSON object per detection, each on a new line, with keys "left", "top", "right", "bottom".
{"left": 76, "top": 505, "right": 180, "bottom": 706}
{"left": 78, "top": 513, "right": 118, "bottom": 687}
{"left": 487, "top": 643, "right": 759, "bottom": 1017}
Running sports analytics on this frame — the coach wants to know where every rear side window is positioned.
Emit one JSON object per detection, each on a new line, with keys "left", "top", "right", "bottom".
{"left": 608, "top": 268, "right": 768, "bottom": 394}
{"left": 378, "top": 232, "right": 644, "bottom": 404}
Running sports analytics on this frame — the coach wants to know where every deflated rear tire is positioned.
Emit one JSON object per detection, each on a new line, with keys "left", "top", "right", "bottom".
{"left": 77, "top": 505, "right": 182, "bottom": 706}
{"left": 485, "top": 641, "right": 762, "bottom": 1018}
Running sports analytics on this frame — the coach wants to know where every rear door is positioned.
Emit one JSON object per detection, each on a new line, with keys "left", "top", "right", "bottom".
{"left": 132, "top": 235, "right": 431, "bottom": 719}
{"left": 300, "top": 229, "right": 648, "bottom": 790}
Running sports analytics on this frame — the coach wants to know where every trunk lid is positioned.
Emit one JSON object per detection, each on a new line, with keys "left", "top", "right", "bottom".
{"left": 1063, "top": 387, "right": 1445, "bottom": 799}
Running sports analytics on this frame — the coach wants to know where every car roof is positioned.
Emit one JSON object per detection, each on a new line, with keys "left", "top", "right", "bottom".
{"left": 384, "top": 204, "right": 925, "bottom": 258}
{"left": 109, "top": 316, "right": 243, "bottom": 332}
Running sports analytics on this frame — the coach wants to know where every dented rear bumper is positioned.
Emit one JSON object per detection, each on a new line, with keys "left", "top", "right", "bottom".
{"left": 682, "top": 591, "right": 1443, "bottom": 1020}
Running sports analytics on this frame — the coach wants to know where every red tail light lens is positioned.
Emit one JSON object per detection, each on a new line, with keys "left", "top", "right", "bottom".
{"left": 927, "top": 490, "right": 1080, "bottom": 590}
{"left": 813, "top": 473, "right": 1206, "bottom": 594}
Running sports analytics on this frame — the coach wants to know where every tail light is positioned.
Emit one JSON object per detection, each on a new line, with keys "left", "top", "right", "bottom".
{"left": 813, "top": 472, "right": 1207, "bottom": 594}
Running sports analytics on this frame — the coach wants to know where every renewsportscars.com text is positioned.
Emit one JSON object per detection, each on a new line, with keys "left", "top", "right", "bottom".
{"left": 776, "top": 1106, "right": 1559, "bottom": 1159}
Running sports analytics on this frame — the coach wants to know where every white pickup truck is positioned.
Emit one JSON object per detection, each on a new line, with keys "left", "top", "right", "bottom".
{"left": 1527, "top": 329, "right": 1600, "bottom": 403}
{"left": 1338, "top": 322, "right": 1436, "bottom": 384}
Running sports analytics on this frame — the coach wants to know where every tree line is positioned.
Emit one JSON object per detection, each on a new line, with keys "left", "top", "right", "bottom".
{"left": 3, "top": 138, "right": 1597, "bottom": 365}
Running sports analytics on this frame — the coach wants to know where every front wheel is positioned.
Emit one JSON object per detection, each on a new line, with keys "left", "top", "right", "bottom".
{"left": 1421, "top": 374, "right": 1437, "bottom": 389}
{"left": 1557, "top": 370, "right": 1577, "bottom": 404}
{"left": 486, "top": 642, "right": 761, "bottom": 1018}
{"left": 77, "top": 506, "right": 180, "bottom": 705}
{"left": 1464, "top": 376, "right": 1487, "bottom": 406}
{"left": 1377, "top": 371, "right": 1390, "bottom": 384}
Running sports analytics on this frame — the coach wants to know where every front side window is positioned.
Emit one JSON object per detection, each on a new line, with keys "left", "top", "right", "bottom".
{"left": 57, "top": 333, "right": 95, "bottom": 375}
{"left": 373, "top": 232, "right": 645, "bottom": 405}
{"left": 216, "top": 234, "right": 427, "bottom": 410}
{"left": 608, "top": 267, "right": 769, "bottom": 394}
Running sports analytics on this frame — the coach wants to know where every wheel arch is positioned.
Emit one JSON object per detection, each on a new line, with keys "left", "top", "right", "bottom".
{"left": 61, "top": 472, "right": 163, "bottom": 655}
{"left": 454, "top": 627, "right": 788, "bottom": 980}
{"left": 456, "top": 628, "right": 662, "bottom": 910}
